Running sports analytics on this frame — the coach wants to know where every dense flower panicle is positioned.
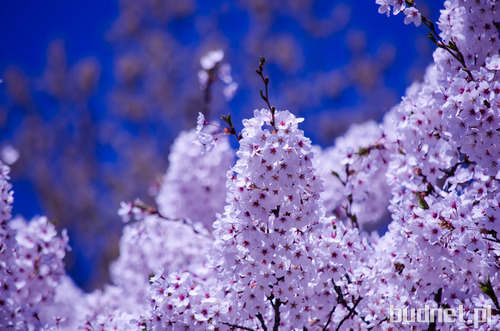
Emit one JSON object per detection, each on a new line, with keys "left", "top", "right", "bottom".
{"left": 0, "top": 162, "right": 70, "bottom": 330}
{"left": 205, "top": 109, "right": 366, "bottom": 329}
{"left": 360, "top": 0, "right": 500, "bottom": 329}
{"left": 156, "top": 128, "right": 234, "bottom": 228}
{"left": 0, "top": 215, "right": 69, "bottom": 330}
{"left": 432, "top": 0, "right": 500, "bottom": 174}
{"left": 210, "top": 109, "right": 322, "bottom": 325}
{"left": 76, "top": 213, "right": 214, "bottom": 329}
{"left": 145, "top": 270, "right": 229, "bottom": 329}
{"left": 443, "top": 68, "right": 500, "bottom": 175}
{"left": 0, "top": 164, "right": 14, "bottom": 272}
{"left": 110, "top": 215, "right": 212, "bottom": 302}
{"left": 38, "top": 277, "right": 144, "bottom": 331}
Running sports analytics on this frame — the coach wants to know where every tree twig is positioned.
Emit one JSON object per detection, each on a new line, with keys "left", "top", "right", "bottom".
{"left": 322, "top": 301, "right": 337, "bottom": 331}
{"left": 271, "top": 299, "right": 281, "bottom": 331}
{"left": 255, "top": 57, "right": 277, "bottom": 131}
{"left": 222, "top": 322, "right": 256, "bottom": 331}
{"left": 335, "top": 297, "right": 362, "bottom": 331}
{"left": 256, "top": 313, "right": 268, "bottom": 331}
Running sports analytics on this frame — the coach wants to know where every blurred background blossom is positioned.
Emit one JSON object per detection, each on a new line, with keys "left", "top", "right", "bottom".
{"left": 0, "top": 0, "right": 441, "bottom": 290}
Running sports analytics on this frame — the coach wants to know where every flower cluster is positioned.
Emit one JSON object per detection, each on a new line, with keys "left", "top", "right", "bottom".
{"left": 72, "top": 213, "right": 214, "bottom": 330}
{"left": 0, "top": 0, "right": 499, "bottom": 330}
{"left": 142, "top": 108, "right": 368, "bottom": 329}
{"left": 0, "top": 163, "right": 69, "bottom": 330}
{"left": 210, "top": 109, "right": 327, "bottom": 328}
{"left": 352, "top": 1, "right": 500, "bottom": 329}
{"left": 156, "top": 128, "right": 233, "bottom": 228}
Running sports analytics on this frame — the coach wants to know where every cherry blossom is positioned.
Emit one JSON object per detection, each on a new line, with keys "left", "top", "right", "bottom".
{"left": 1, "top": 1, "right": 499, "bottom": 330}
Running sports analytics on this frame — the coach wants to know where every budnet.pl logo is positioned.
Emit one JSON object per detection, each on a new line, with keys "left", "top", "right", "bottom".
{"left": 389, "top": 305, "right": 493, "bottom": 328}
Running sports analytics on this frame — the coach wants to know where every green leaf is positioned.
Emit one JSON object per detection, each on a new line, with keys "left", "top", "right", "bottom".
{"left": 221, "top": 113, "right": 233, "bottom": 127}
{"left": 358, "top": 147, "right": 370, "bottom": 156}
{"left": 351, "top": 213, "right": 358, "bottom": 225}
{"left": 447, "top": 40, "right": 458, "bottom": 52}
{"left": 427, "top": 32, "right": 437, "bottom": 45}
{"left": 479, "top": 277, "right": 500, "bottom": 310}
{"left": 148, "top": 272, "right": 155, "bottom": 284}
{"left": 417, "top": 194, "right": 429, "bottom": 210}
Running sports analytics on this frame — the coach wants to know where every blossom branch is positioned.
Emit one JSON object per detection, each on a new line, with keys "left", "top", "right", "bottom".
{"left": 329, "top": 164, "right": 359, "bottom": 228}
{"left": 356, "top": 143, "right": 385, "bottom": 157}
{"left": 344, "top": 164, "right": 359, "bottom": 229}
{"left": 438, "top": 154, "right": 472, "bottom": 178}
{"left": 423, "top": 17, "right": 473, "bottom": 80}
{"left": 387, "top": 1, "right": 475, "bottom": 80}
{"left": 331, "top": 276, "right": 369, "bottom": 329}
{"left": 124, "top": 199, "right": 212, "bottom": 238}
{"left": 335, "top": 296, "right": 362, "bottom": 331}
{"left": 345, "top": 193, "right": 359, "bottom": 229}
{"left": 221, "top": 113, "right": 242, "bottom": 141}
{"left": 255, "top": 57, "right": 277, "bottom": 131}
{"left": 322, "top": 291, "right": 337, "bottom": 331}
{"left": 403, "top": 2, "right": 475, "bottom": 82}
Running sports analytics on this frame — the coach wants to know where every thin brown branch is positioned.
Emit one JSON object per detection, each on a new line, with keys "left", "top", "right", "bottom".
{"left": 255, "top": 57, "right": 277, "bottom": 131}
{"left": 222, "top": 322, "right": 256, "bottom": 331}
{"left": 272, "top": 299, "right": 281, "bottom": 331}
{"left": 256, "top": 313, "right": 268, "bottom": 331}
{"left": 335, "top": 297, "right": 362, "bottom": 331}
{"left": 421, "top": 17, "right": 474, "bottom": 81}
